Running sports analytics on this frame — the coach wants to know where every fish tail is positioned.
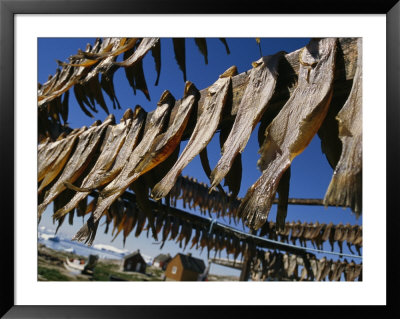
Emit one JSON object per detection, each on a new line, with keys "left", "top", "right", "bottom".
{"left": 38, "top": 203, "right": 48, "bottom": 218}
{"left": 323, "top": 168, "right": 362, "bottom": 216}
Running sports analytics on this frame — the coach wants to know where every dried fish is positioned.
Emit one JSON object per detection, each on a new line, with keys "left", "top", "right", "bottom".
{"left": 218, "top": 121, "right": 242, "bottom": 201}
{"left": 134, "top": 205, "right": 147, "bottom": 238}
{"left": 72, "top": 93, "right": 172, "bottom": 243}
{"left": 169, "top": 216, "right": 181, "bottom": 241}
{"left": 190, "top": 225, "right": 201, "bottom": 250}
{"left": 324, "top": 38, "right": 362, "bottom": 216}
{"left": 54, "top": 110, "right": 134, "bottom": 219}
{"left": 160, "top": 215, "right": 172, "bottom": 249}
{"left": 131, "top": 83, "right": 198, "bottom": 179}
{"left": 210, "top": 52, "right": 284, "bottom": 192}
{"left": 152, "top": 66, "right": 237, "bottom": 200}
{"left": 38, "top": 127, "right": 84, "bottom": 185}
{"left": 151, "top": 40, "right": 161, "bottom": 86}
{"left": 172, "top": 38, "right": 186, "bottom": 82}
{"left": 238, "top": 38, "right": 337, "bottom": 229}
{"left": 194, "top": 38, "right": 208, "bottom": 64}
{"left": 115, "top": 38, "right": 159, "bottom": 67}
{"left": 38, "top": 116, "right": 113, "bottom": 217}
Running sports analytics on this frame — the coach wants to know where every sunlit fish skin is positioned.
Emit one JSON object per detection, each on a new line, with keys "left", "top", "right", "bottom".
{"left": 114, "top": 38, "right": 159, "bottom": 67}
{"left": 210, "top": 52, "right": 284, "bottom": 193}
{"left": 38, "top": 115, "right": 115, "bottom": 217}
{"left": 151, "top": 66, "right": 237, "bottom": 201}
{"left": 38, "top": 128, "right": 83, "bottom": 184}
{"left": 129, "top": 82, "right": 198, "bottom": 179}
{"left": 323, "top": 38, "right": 362, "bottom": 216}
{"left": 238, "top": 38, "right": 337, "bottom": 230}
{"left": 38, "top": 41, "right": 99, "bottom": 106}
{"left": 72, "top": 93, "right": 172, "bottom": 243}
{"left": 53, "top": 108, "right": 137, "bottom": 220}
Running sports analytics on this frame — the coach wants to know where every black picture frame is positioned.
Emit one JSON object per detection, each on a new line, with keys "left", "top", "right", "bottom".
{"left": 1, "top": 0, "right": 398, "bottom": 317}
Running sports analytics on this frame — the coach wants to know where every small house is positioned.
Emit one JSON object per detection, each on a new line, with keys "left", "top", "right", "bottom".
{"left": 152, "top": 253, "right": 172, "bottom": 270}
{"left": 121, "top": 250, "right": 146, "bottom": 273}
{"left": 165, "top": 253, "right": 206, "bottom": 281}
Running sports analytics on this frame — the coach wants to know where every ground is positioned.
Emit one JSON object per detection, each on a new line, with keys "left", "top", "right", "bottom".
{"left": 38, "top": 244, "right": 238, "bottom": 281}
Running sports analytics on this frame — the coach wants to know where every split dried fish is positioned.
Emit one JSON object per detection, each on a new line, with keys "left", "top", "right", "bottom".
{"left": 114, "top": 38, "right": 159, "bottom": 67}
{"left": 38, "top": 128, "right": 83, "bottom": 185}
{"left": 131, "top": 83, "right": 198, "bottom": 179}
{"left": 210, "top": 52, "right": 284, "bottom": 192}
{"left": 151, "top": 66, "right": 237, "bottom": 200}
{"left": 53, "top": 109, "right": 134, "bottom": 219}
{"left": 38, "top": 116, "right": 114, "bottom": 217}
{"left": 238, "top": 38, "right": 337, "bottom": 229}
{"left": 72, "top": 94, "right": 172, "bottom": 243}
{"left": 324, "top": 38, "right": 362, "bottom": 216}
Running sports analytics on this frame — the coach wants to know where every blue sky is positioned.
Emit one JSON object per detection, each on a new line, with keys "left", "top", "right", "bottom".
{"left": 38, "top": 38, "right": 362, "bottom": 277}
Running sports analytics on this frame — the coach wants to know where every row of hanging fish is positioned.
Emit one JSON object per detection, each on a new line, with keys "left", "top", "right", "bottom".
{"left": 167, "top": 175, "right": 362, "bottom": 254}
{"left": 38, "top": 37, "right": 362, "bottom": 242}
{"left": 257, "top": 220, "right": 362, "bottom": 255}
{"left": 37, "top": 37, "right": 230, "bottom": 137}
{"left": 51, "top": 190, "right": 260, "bottom": 262}
{"left": 169, "top": 175, "right": 241, "bottom": 219}
{"left": 250, "top": 250, "right": 362, "bottom": 281}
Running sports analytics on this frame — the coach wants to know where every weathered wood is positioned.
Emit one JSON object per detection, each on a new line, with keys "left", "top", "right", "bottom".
{"left": 160, "top": 38, "right": 359, "bottom": 141}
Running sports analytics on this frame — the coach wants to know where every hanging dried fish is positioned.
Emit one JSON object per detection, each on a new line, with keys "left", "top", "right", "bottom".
{"left": 160, "top": 215, "right": 172, "bottom": 249}
{"left": 64, "top": 106, "right": 146, "bottom": 200}
{"left": 169, "top": 216, "right": 181, "bottom": 241}
{"left": 134, "top": 205, "right": 147, "bottom": 238}
{"left": 130, "top": 175, "right": 157, "bottom": 240}
{"left": 190, "top": 225, "right": 201, "bottom": 250}
{"left": 218, "top": 121, "right": 242, "bottom": 201}
{"left": 38, "top": 116, "right": 113, "bottom": 217}
{"left": 238, "top": 38, "right": 337, "bottom": 229}
{"left": 172, "top": 38, "right": 186, "bottom": 82}
{"left": 194, "top": 38, "right": 208, "bottom": 64}
{"left": 38, "top": 127, "right": 84, "bottom": 185}
{"left": 210, "top": 51, "right": 284, "bottom": 192}
{"left": 130, "top": 83, "right": 198, "bottom": 179}
{"left": 61, "top": 91, "right": 69, "bottom": 124}
{"left": 73, "top": 84, "right": 95, "bottom": 118}
{"left": 100, "top": 66, "right": 121, "bottom": 110}
{"left": 324, "top": 38, "right": 362, "bottom": 216}
{"left": 219, "top": 38, "right": 230, "bottom": 55}
{"left": 124, "top": 56, "right": 151, "bottom": 101}
{"left": 72, "top": 93, "right": 172, "bottom": 243}
{"left": 114, "top": 38, "right": 159, "bottom": 67}
{"left": 54, "top": 111, "right": 132, "bottom": 219}
{"left": 151, "top": 66, "right": 237, "bottom": 200}
{"left": 151, "top": 40, "right": 161, "bottom": 86}
{"left": 83, "top": 38, "right": 138, "bottom": 83}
